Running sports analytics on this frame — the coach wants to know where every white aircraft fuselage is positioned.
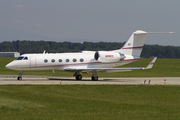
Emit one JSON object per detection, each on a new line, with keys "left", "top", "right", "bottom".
{"left": 7, "top": 52, "right": 139, "bottom": 71}
{"left": 6, "top": 30, "right": 171, "bottom": 81}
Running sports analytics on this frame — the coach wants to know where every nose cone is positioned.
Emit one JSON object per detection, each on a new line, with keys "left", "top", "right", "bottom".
{"left": 6, "top": 62, "right": 17, "bottom": 70}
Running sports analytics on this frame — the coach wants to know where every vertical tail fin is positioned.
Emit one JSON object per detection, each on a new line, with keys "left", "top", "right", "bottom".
{"left": 114, "top": 30, "right": 173, "bottom": 57}
{"left": 118, "top": 30, "right": 148, "bottom": 57}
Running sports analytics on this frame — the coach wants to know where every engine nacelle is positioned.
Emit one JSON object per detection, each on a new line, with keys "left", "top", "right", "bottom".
{"left": 94, "top": 51, "right": 125, "bottom": 63}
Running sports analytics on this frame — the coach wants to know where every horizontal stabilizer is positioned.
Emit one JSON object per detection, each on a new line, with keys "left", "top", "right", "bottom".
{"left": 134, "top": 32, "right": 174, "bottom": 35}
{"left": 145, "top": 57, "right": 157, "bottom": 69}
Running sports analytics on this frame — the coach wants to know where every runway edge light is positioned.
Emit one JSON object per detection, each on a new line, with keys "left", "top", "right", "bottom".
{"left": 148, "top": 80, "right": 151, "bottom": 85}
{"left": 164, "top": 79, "right": 166, "bottom": 85}
{"left": 144, "top": 80, "right": 146, "bottom": 85}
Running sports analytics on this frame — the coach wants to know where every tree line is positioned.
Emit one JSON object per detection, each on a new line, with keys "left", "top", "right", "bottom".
{"left": 0, "top": 40, "right": 180, "bottom": 58}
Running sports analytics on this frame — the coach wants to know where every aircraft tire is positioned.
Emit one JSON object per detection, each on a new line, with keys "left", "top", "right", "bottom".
{"left": 91, "top": 76, "right": 98, "bottom": 81}
{"left": 76, "top": 75, "right": 82, "bottom": 80}
{"left": 17, "top": 77, "right": 22, "bottom": 81}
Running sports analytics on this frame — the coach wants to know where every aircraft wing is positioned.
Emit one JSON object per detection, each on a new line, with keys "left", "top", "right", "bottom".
{"left": 64, "top": 57, "right": 157, "bottom": 72}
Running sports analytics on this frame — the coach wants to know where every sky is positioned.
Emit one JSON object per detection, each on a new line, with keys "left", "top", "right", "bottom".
{"left": 0, "top": 0, "right": 179, "bottom": 46}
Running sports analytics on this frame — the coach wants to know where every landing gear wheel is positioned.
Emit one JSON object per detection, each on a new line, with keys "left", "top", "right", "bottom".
{"left": 17, "top": 71, "right": 24, "bottom": 81}
{"left": 91, "top": 76, "right": 98, "bottom": 81}
{"left": 17, "top": 77, "right": 22, "bottom": 81}
{"left": 76, "top": 75, "right": 82, "bottom": 80}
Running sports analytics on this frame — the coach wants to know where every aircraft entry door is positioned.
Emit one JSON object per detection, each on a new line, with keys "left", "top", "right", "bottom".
{"left": 30, "top": 57, "right": 36, "bottom": 67}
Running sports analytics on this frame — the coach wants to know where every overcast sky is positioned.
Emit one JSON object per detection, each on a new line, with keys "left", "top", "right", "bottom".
{"left": 0, "top": 0, "right": 179, "bottom": 46}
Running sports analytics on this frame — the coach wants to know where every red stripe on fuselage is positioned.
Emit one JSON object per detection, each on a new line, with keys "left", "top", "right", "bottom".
{"left": 122, "top": 46, "right": 143, "bottom": 49}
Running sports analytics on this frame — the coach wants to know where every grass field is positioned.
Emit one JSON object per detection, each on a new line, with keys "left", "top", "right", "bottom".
{"left": 1, "top": 57, "right": 180, "bottom": 77}
{"left": 1, "top": 85, "right": 180, "bottom": 120}
{"left": 1, "top": 58, "right": 180, "bottom": 119}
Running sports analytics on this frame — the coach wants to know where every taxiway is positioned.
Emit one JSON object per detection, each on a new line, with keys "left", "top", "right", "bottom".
{"left": 0, "top": 75, "right": 180, "bottom": 85}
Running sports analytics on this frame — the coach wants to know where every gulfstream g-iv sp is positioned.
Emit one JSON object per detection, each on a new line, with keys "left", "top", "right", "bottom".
{"left": 6, "top": 30, "right": 171, "bottom": 80}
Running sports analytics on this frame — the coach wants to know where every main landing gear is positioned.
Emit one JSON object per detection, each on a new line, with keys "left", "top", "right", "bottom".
{"left": 74, "top": 72, "right": 82, "bottom": 80}
{"left": 91, "top": 70, "right": 98, "bottom": 81}
{"left": 17, "top": 71, "right": 24, "bottom": 80}
{"left": 91, "top": 76, "right": 98, "bottom": 81}
{"left": 76, "top": 74, "right": 82, "bottom": 80}
{"left": 74, "top": 70, "right": 99, "bottom": 81}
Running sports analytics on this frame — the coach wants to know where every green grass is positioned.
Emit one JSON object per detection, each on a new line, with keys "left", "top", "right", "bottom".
{"left": 1, "top": 57, "right": 180, "bottom": 77}
{"left": 0, "top": 58, "right": 180, "bottom": 77}
{"left": 1, "top": 58, "right": 180, "bottom": 119}
{"left": 0, "top": 85, "right": 180, "bottom": 120}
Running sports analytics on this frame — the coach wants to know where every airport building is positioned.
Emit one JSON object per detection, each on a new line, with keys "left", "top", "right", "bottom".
{"left": 0, "top": 52, "right": 20, "bottom": 57}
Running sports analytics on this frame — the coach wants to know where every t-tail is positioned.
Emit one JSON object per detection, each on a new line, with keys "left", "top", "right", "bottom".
{"left": 114, "top": 30, "right": 173, "bottom": 57}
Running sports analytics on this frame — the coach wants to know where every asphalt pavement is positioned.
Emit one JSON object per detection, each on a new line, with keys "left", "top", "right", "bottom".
{"left": 0, "top": 75, "right": 180, "bottom": 85}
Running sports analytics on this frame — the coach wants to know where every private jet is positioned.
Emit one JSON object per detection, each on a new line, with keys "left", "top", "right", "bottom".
{"left": 6, "top": 30, "right": 171, "bottom": 80}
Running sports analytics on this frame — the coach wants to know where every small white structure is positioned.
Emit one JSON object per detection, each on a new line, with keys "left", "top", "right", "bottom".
{"left": 0, "top": 52, "right": 20, "bottom": 57}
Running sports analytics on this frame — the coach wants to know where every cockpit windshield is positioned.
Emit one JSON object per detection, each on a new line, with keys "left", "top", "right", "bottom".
{"left": 24, "top": 57, "right": 28, "bottom": 60}
{"left": 16, "top": 56, "right": 24, "bottom": 60}
{"left": 16, "top": 56, "right": 28, "bottom": 60}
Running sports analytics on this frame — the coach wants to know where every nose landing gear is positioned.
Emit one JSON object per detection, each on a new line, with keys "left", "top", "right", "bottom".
{"left": 17, "top": 71, "right": 24, "bottom": 80}
{"left": 17, "top": 77, "right": 22, "bottom": 80}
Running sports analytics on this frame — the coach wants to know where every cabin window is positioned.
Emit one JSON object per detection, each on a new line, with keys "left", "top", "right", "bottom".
{"left": 73, "top": 58, "right": 77, "bottom": 62}
{"left": 51, "top": 59, "right": 55, "bottom": 63}
{"left": 80, "top": 58, "right": 84, "bottom": 62}
{"left": 59, "top": 59, "right": 62, "bottom": 62}
{"left": 66, "top": 59, "right": 69, "bottom": 62}
{"left": 44, "top": 59, "right": 48, "bottom": 63}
